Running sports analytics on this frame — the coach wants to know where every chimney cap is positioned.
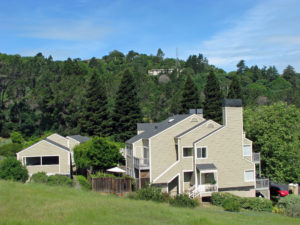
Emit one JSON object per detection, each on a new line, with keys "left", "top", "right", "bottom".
{"left": 222, "top": 99, "right": 242, "bottom": 107}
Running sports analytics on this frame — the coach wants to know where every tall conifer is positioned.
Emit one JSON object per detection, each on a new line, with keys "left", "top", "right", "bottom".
{"left": 79, "top": 70, "right": 110, "bottom": 136}
{"left": 203, "top": 70, "right": 223, "bottom": 123}
{"left": 228, "top": 75, "right": 242, "bottom": 99}
{"left": 112, "top": 69, "right": 142, "bottom": 141}
{"left": 179, "top": 75, "right": 200, "bottom": 114}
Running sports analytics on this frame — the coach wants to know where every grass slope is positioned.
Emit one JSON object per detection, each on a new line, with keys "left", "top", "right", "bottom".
{"left": 0, "top": 180, "right": 299, "bottom": 225}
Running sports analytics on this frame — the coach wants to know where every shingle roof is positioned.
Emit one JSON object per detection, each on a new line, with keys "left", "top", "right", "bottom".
{"left": 69, "top": 135, "right": 90, "bottom": 143}
{"left": 175, "top": 120, "right": 208, "bottom": 138}
{"left": 222, "top": 99, "right": 242, "bottom": 107}
{"left": 137, "top": 123, "right": 159, "bottom": 132}
{"left": 126, "top": 114, "right": 191, "bottom": 144}
{"left": 196, "top": 163, "right": 217, "bottom": 171}
{"left": 45, "top": 138, "right": 70, "bottom": 151}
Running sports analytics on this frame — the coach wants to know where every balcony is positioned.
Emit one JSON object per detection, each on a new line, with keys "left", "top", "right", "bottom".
{"left": 256, "top": 178, "right": 269, "bottom": 190}
{"left": 189, "top": 184, "right": 218, "bottom": 199}
{"left": 134, "top": 157, "right": 149, "bottom": 169}
{"left": 252, "top": 152, "right": 260, "bottom": 164}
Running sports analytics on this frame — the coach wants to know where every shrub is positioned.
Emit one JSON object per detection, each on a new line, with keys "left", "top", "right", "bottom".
{"left": 0, "top": 157, "right": 28, "bottom": 182}
{"left": 211, "top": 192, "right": 240, "bottom": 207}
{"left": 30, "top": 172, "right": 48, "bottom": 183}
{"left": 222, "top": 198, "right": 240, "bottom": 212}
{"left": 0, "top": 143, "right": 23, "bottom": 157}
{"left": 278, "top": 194, "right": 300, "bottom": 217}
{"left": 77, "top": 175, "right": 91, "bottom": 190}
{"left": 91, "top": 172, "right": 116, "bottom": 178}
{"left": 272, "top": 206, "right": 285, "bottom": 215}
{"left": 10, "top": 132, "right": 24, "bottom": 144}
{"left": 240, "top": 197, "right": 272, "bottom": 212}
{"left": 169, "top": 194, "right": 199, "bottom": 208}
{"left": 136, "top": 186, "right": 164, "bottom": 202}
{"left": 47, "top": 175, "right": 74, "bottom": 187}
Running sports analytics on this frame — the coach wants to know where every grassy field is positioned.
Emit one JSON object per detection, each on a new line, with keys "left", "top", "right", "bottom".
{"left": 0, "top": 180, "right": 299, "bottom": 225}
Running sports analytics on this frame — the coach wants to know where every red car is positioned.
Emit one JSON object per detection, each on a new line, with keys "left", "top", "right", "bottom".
{"left": 270, "top": 182, "right": 289, "bottom": 199}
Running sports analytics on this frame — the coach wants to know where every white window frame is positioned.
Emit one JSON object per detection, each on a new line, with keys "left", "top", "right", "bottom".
{"left": 243, "top": 145, "right": 252, "bottom": 157}
{"left": 244, "top": 170, "right": 255, "bottom": 182}
{"left": 182, "top": 147, "right": 193, "bottom": 158}
{"left": 23, "top": 155, "right": 60, "bottom": 167}
{"left": 197, "top": 147, "right": 208, "bottom": 159}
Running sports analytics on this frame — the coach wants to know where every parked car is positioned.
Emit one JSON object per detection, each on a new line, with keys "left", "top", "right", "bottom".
{"left": 270, "top": 182, "right": 289, "bottom": 200}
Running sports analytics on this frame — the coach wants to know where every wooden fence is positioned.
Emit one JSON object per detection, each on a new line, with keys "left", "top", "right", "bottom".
{"left": 92, "top": 177, "right": 132, "bottom": 194}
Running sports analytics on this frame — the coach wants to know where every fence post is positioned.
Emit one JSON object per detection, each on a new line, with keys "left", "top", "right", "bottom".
{"left": 112, "top": 178, "right": 114, "bottom": 194}
{"left": 91, "top": 178, "right": 94, "bottom": 191}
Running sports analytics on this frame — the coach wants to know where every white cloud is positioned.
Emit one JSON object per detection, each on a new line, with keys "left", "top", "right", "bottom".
{"left": 193, "top": 0, "right": 300, "bottom": 72}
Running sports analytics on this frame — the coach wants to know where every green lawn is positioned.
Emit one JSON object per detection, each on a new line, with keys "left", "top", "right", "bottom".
{"left": 0, "top": 180, "right": 299, "bottom": 225}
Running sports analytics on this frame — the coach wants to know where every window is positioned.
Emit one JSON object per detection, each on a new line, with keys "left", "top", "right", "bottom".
{"left": 42, "top": 156, "right": 59, "bottom": 165}
{"left": 183, "top": 147, "right": 193, "bottom": 157}
{"left": 243, "top": 145, "right": 252, "bottom": 157}
{"left": 184, "top": 172, "right": 193, "bottom": 182}
{"left": 197, "top": 147, "right": 207, "bottom": 158}
{"left": 26, "top": 157, "right": 41, "bottom": 166}
{"left": 244, "top": 170, "right": 254, "bottom": 182}
{"left": 175, "top": 145, "right": 178, "bottom": 161}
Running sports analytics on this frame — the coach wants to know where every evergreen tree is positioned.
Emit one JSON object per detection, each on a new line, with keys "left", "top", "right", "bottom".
{"left": 79, "top": 71, "right": 110, "bottom": 137}
{"left": 283, "top": 65, "right": 296, "bottom": 88}
{"left": 236, "top": 60, "right": 246, "bottom": 75}
{"left": 203, "top": 70, "right": 223, "bottom": 123}
{"left": 227, "top": 75, "right": 242, "bottom": 99}
{"left": 112, "top": 69, "right": 142, "bottom": 142}
{"left": 179, "top": 75, "right": 200, "bottom": 114}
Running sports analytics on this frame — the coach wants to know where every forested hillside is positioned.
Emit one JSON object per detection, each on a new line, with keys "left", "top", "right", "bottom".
{"left": 0, "top": 49, "right": 299, "bottom": 140}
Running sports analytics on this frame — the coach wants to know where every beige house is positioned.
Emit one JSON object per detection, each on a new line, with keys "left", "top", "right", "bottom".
{"left": 16, "top": 133, "right": 89, "bottom": 176}
{"left": 126, "top": 99, "right": 269, "bottom": 199}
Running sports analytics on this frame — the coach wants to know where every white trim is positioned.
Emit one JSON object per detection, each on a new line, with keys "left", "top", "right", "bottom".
{"left": 150, "top": 114, "right": 196, "bottom": 140}
{"left": 17, "top": 140, "right": 69, "bottom": 155}
{"left": 199, "top": 170, "right": 217, "bottom": 174}
{"left": 194, "top": 126, "right": 226, "bottom": 145}
{"left": 196, "top": 146, "right": 208, "bottom": 159}
{"left": 167, "top": 173, "right": 180, "bottom": 194}
{"left": 182, "top": 170, "right": 193, "bottom": 193}
{"left": 244, "top": 170, "right": 255, "bottom": 182}
{"left": 22, "top": 155, "right": 60, "bottom": 166}
{"left": 153, "top": 160, "right": 179, "bottom": 183}
{"left": 176, "top": 120, "right": 210, "bottom": 138}
{"left": 149, "top": 139, "right": 152, "bottom": 182}
{"left": 182, "top": 146, "right": 193, "bottom": 158}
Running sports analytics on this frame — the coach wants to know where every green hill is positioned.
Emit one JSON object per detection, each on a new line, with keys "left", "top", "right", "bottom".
{"left": 0, "top": 180, "right": 299, "bottom": 225}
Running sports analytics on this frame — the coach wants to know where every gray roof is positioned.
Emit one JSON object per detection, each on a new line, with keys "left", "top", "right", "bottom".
{"left": 126, "top": 114, "right": 191, "bottom": 144}
{"left": 196, "top": 163, "right": 217, "bottom": 171}
{"left": 45, "top": 138, "right": 69, "bottom": 151}
{"left": 176, "top": 120, "right": 208, "bottom": 138}
{"left": 223, "top": 99, "right": 242, "bottom": 107}
{"left": 69, "top": 135, "right": 90, "bottom": 143}
{"left": 137, "top": 123, "right": 159, "bottom": 132}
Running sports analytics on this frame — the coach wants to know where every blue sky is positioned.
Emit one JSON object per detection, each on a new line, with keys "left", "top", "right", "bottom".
{"left": 0, "top": 0, "right": 299, "bottom": 72}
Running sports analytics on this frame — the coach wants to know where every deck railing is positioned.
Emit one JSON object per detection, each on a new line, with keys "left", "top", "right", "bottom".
{"left": 256, "top": 178, "right": 269, "bottom": 190}
{"left": 189, "top": 184, "right": 218, "bottom": 198}
{"left": 134, "top": 157, "right": 149, "bottom": 169}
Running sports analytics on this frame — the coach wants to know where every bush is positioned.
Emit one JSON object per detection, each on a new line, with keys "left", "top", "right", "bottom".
{"left": 0, "top": 157, "right": 28, "bottom": 182}
{"left": 77, "top": 175, "right": 91, "bottom": 190}
{"left": 211, "top": 192, "right": 240, "bottom": 207}
{"left": 30, "top": 172, "right": 48, "bottom": 183}
{"left": 47, "top": 175, "right": 74, "bottom": 187}
{"left": 240, "top": 197, "right": 272, "bottom": 212}
{"left": 222, "top": 198, "right": 240, "bottom": 212}
{"left": 211, "top": 192, "right": 272, "bottom": 212}
{"left": 278, "top": 194, "right": 300, "bottom": 217}
{"left": 0, "top": 143, "right": 23, "bottom": 157}
{"left": 10, "top": 132, "right": 24, "bottom": 144}
{"left": 136, "top": 186, "right": 164, "bottom": 202}
{"left": 91, "top": 172, "right": 116, "bottom": 178}
{"left": 169, "top": 194, "right": 199, "bottom": 208}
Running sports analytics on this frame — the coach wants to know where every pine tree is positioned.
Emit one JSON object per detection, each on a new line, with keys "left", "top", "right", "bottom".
{"left": 283, "top": 65, "right": 296, "bottom": 88}
{"left": 179, "top": 75, "right": 200, "bottom": 114}
{"left": 203, "top": 70, "right": 223, "bottom": 123}
{"left": 79, "top": 70, "right": 110, "bottom": 137}
{"left": 227, "top": 75, "right": 242, "bottom": 99}
{"left": 112, "top": 69, "right": 142, "bottom": 141}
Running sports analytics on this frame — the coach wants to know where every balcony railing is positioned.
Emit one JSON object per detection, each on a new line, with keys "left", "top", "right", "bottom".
{"left": 252, "top": 152, "right": 260, "bottom": 163}
{"left": 134, "top": 157, "right": 149, "bottom": 169}
{"left": 189, "top": 184, "right": 218, "bottom": 199}
{"left": 256, "top": 178, "right": 269, "bottom": 190}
